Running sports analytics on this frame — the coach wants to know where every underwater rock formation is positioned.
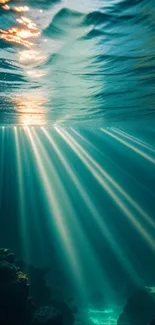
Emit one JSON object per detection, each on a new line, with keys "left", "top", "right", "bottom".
{"left": 0, "top": 248, "right": 15, "bottom": 264}
{"left": 0, "top": 248, "right": 34, "bottom": 325}
{"left": 16, "top": 260, "right": 52, "bottom": 307}
{"left": 50, "top": 300, "right": 75, "bottom": 325}
{"left": 117, "top": 288, "right": 155, "bottom": 325}
{"left": 0, "top": 248, "right": 75, "bottom": 325}
{"left": 32, "top": 306, "right": 63, "bottom": 325}
{"left": 16, "top": 261, "right": 75, "bottom": 324}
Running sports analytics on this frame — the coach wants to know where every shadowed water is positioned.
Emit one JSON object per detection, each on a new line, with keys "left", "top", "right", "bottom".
{"left": 1, "top": 0, "right": 155, "bottom": 126}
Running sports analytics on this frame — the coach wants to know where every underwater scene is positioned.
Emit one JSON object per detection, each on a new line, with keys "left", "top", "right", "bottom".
{"left": 0, "top": 0, "right": 155, "bottom": 325}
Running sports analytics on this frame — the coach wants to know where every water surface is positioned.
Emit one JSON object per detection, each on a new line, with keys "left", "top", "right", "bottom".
{"left": 1, "top": 0, "right": 155, "bottom": 126}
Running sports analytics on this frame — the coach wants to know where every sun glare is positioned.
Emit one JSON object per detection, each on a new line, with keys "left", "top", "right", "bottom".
{"left": 0, "top": 1, "right": 40, "bottom": 48}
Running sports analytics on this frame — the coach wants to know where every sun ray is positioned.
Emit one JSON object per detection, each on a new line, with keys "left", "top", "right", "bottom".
{"left": 14, "top": 127, "right": 30, "bottom": 261}
{"left": 70, "top": 128, "right": 155, "bottom": 199}
{"left": 71, "top": 129, "right": 155, "bottom": 229}
{"left": 41, "top": 127, "right": 143, "bottom": 286}
{"left": 101, "top": 128, "right": 155, "bottom": 164}
{"left": 112, "top": 128, "right": 155, "bottom": 153}
{"left": 17, "top": 128, "right": 47, "bottom": 261}
{"left": 24, "top": 126, "right": 89, "bottom": 296}
{"left": 55, "top": 128, "right": 155, "bottom": 251}
{"left": 40, "top": 133, "right": 120, "bottom": 298}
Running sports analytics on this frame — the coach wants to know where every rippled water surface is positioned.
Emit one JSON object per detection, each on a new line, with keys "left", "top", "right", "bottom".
{"left": 1, "top": 0, "right": 155, "bottom": 126}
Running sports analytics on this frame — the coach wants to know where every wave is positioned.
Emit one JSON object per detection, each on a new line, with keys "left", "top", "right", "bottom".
{"left": 0, "top": 0, "right": 155, "bottom": 126}
{"left": 0, "top": 59, "right": 21, "bottom": 71}
{"left": 80, "top": 28, "right": 104, "bottom": 40}
{"left": 0, "top": 71, "right": 27, "bottom": 83}
{"left": 43, "top": 8, "right": 85, "bottom": 38}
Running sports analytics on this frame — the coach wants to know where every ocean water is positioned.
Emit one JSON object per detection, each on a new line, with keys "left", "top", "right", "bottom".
{"left": 0, "top": 0, "right": 155, "bottom": 126}
{"left": 0, "top": 1, "right": 155, "bottom": 325}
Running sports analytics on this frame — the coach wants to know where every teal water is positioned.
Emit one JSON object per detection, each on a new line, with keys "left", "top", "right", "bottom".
{"left": 0, "top": 1, "right": 155, "bottom": 325}
{"left": 0, "top": 0, "right": 155, "bottom": 125}
{"left": 0, "top": 126, "right": 155, "bottom": 324}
